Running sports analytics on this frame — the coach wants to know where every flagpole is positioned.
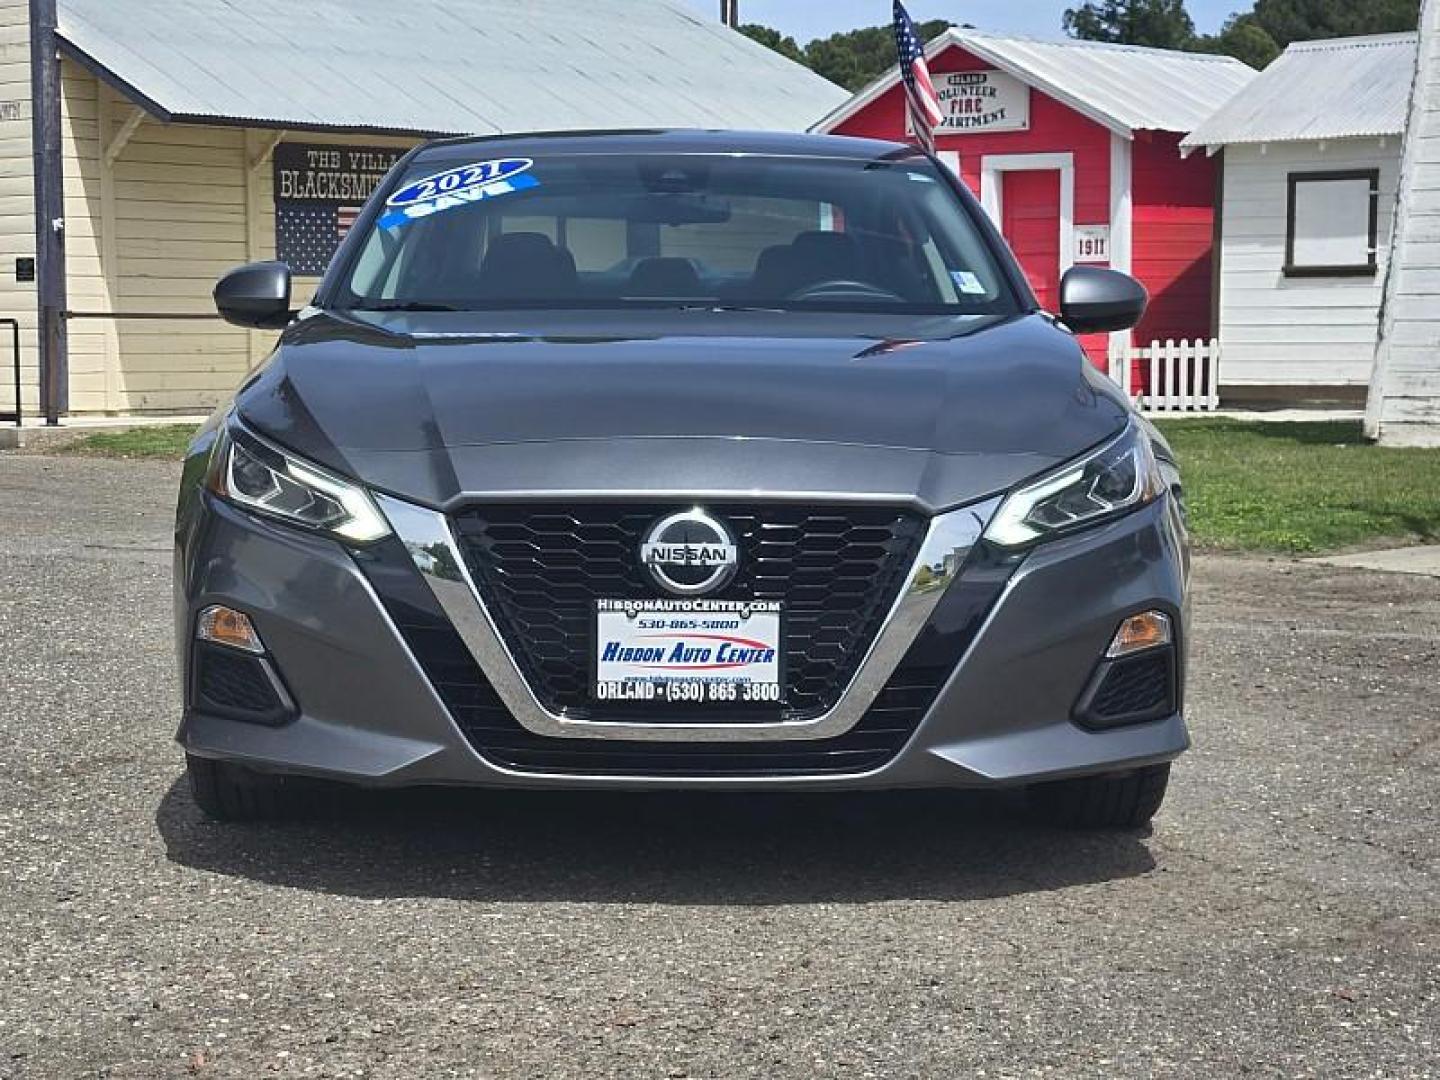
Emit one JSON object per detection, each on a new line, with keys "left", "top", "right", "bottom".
{"left": 892, "top": 1, "right": 943, "bottom": 156}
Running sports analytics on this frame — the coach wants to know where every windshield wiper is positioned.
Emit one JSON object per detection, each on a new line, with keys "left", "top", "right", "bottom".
{"left": 678, "top": 303, "right": 786, "bottom": 314}
{"left": 345, "top": 301, "right": 462, "bottom": 313}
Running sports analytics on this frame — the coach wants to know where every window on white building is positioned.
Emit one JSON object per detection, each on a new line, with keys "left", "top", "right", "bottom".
{"left": 1284, "top": 170, "right": 1379, "bottom": 277}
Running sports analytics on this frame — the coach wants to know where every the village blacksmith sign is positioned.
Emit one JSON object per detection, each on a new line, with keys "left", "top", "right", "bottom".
{"left": 274, "top": 143, "right": 405, "bottom": 274}
{"left": 934, "top": 70, "right": 1030, "bottom": 134}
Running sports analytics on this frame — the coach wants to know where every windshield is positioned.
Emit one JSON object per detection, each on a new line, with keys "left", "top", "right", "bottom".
{"left": 330, "top": 151, "right": 1020, "bottom": 316}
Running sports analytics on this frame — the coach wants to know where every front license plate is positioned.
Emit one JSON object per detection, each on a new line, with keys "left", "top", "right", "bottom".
{"left": 593, "top": 599, "right": 783, "bottom": 705}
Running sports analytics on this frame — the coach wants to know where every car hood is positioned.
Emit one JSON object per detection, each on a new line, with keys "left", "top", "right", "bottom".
{"left": 235, "top": 309, "right": 1129, "bottom": 513}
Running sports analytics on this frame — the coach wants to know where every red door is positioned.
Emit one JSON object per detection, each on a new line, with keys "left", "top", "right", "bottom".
{"left": 1000, "top": 169, "right": 1106, "bottom": 367}
{"left": 1001, "top": 170, "right": 1061, "bottom": 311}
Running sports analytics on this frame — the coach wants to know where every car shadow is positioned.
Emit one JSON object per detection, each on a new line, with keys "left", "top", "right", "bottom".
{"left": 155, "top": 775, "right": 1157, "bottom": 906}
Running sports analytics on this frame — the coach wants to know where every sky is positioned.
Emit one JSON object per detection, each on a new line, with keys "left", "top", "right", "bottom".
{"left": 681, "top": 0, "right": 1237, "bottom": 42}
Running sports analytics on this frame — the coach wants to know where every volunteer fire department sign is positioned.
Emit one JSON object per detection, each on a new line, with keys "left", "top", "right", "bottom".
{"left": 934, "top": 70, "right": 1030, "bottom": 134}
{"left": 274, "top": 143, "right": 405, "bottom": 274}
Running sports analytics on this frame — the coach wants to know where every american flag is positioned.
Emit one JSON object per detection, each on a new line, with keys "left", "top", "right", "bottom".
{"left": 276, "top": 205, "right": 365, "bottom": 275}
{"left": 893, "top": 1, "right": 944, "bottom": 154}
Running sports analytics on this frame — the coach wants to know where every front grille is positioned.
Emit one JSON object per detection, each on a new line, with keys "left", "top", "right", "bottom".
{"left": 449, "top": 504, "right": 926, "bottom": 722}
{"left": 1075, "top": 649, "right": 1175, "bottom": 729}
{"left": 353, "top": 536, "right": 1017, "bottom": 779}
{"left": 192, "top": 643, "right": 294, "bottom": 726}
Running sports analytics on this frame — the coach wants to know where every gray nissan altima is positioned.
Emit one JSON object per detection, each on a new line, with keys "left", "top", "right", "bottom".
{"left": 175, "top": 130, "right": 1189, "bottom": 826}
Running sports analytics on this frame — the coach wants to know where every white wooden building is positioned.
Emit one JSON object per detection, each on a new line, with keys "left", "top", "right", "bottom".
{"left": 1368, "top": 0, "right": 1440, "bottom": 446}
{"left": 0, "top": 0, "right": 845, "bottom": 421}
{"left": 1182, "top": 34, "right": 1418, "bottom": 400}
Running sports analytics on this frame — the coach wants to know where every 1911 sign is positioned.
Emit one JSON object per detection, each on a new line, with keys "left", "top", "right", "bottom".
{"left": 934, "top": 70, "right": 1030, "bottom": 134}
{"left": 1074, "top": 224, "right": 1112, "bottom": 264}
{"left": 273, "top": 143, "right": 406, "bottom": 274}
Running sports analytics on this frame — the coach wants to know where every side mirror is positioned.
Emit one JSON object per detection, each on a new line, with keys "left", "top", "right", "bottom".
{"left": 214, "top": 261, "right": 293, "bottom": 330}
{"left": 1059, "top": 266, "right": 1148, "bottom": 334}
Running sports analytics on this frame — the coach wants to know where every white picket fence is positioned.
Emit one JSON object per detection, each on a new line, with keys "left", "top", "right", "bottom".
{"left": 1106, "top": 338, "right": 1221, "bottom": 413}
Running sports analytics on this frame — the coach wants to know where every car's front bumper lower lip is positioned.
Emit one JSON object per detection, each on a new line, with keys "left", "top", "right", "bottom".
{"left": 176, "top": 493, "right": 1190, "bottom": 790}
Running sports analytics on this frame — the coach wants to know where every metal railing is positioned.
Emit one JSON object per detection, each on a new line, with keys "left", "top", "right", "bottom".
{"left": 0, "top": 312, "right": 233, "bottom": 428}
{"left": 63, "top": 311, "right": 223, "bottom": 321}
{"left": 0, "top": 319, "right": 19, "bottom": 426}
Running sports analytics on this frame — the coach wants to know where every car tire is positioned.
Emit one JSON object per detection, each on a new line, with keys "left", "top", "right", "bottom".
{"left": 186, "top": 754, "right": 310, "bottom": 822}
{"left": 1027, "top": 763, "right": 1171, "bottom": 829}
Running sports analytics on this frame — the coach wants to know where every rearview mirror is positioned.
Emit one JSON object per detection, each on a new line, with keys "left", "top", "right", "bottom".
{"left": 214, "top": 261, "right": 294, "bottom": 330}
{"left": 627, "top": 194, "right": 732, "bottom": 226}
{"left": 1058, "top": 266, "right": 1147, "bottom": 334}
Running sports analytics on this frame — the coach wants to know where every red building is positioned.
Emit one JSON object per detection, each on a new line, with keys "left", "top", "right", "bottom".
{"left": 815, "top": 31, "right": 1255, "bottom": 367}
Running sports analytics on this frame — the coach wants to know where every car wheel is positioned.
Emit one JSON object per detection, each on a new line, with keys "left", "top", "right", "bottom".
{"left": 186, "top": 753, "right": 311, "bottom": 822}
{"left": 1027, "top": 763, "right": 1171, "bottom": 829}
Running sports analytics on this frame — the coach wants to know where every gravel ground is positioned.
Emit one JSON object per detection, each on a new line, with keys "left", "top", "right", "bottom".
{"left": 0, "top": 454, "right": 1436, "bottom": 1079}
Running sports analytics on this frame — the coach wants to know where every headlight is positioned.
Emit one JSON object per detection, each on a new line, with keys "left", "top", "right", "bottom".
{"left": 984, "top": 419, "right": 1165, "bottom": 548}
{"left": 208, "top": 421, "right": 391, "bottom": 544}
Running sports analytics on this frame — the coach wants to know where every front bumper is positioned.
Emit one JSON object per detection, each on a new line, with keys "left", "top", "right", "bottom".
{"left": 176, "top": 492, "right": 1190, "bottom": 790}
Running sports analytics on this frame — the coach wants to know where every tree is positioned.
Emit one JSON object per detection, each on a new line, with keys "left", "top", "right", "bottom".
{"left": 1063, "top": 0, "right": 1196, "bottom": 48}
{"left": 1192, "top": 16, "right": 1281, "bottom": 68}
{"left": 1064, "top": 0, "right": 1418, "bottom": 68}
{"left": 1239, "top": 0, "right": 1419, "bottom": 47}
{"left": 1189, "top": 0, "right": 1418, "bottom": 67}
{"left": 738, "top": 24, "right": 805, "bottom": 66}
{"left": 802, "top": 20, "right": 953, "bottom": 90}
{"left": 731, "top": 19, "right": 953, "bottom": 92}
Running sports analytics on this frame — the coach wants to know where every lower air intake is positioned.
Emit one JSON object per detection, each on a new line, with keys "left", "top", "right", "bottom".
{"left": 1075, "top": 649, "right": 1175, "bottom": 730}
{"left": 192, "top": 643, "right": 295, "bottom": 727}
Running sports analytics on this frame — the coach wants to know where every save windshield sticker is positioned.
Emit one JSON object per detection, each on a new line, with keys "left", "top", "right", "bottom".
{"left": 378, "top": 158, "right": 538, "bottom": 229}
{"left": 951, "top": 270, "right": 987, "bottom": 295}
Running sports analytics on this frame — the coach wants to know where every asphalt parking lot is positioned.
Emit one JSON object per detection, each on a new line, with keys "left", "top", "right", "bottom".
{"left": 1, "top": 453, "right": 1436, "bottom": 1079}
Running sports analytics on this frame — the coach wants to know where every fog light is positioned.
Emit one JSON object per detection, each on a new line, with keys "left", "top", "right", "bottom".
{"left": 1107, "top": 611, "right": 1171, "bottom": 658}
{"left": 196, "top": 605, "right": 265, "bottom": 654}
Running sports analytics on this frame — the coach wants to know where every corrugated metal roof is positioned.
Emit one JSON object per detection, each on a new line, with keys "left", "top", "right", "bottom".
{"left": 1182, "top": 33, "right": 1419, "bottom": 149}
{"left": 814, "top": 29, "right": 1257, "bottom": 137}
{"left": 56, "top": 0, "right": 848, "bottom": 136}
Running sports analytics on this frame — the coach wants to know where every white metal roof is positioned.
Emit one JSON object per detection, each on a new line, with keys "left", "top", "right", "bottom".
{"left": 56, "top": 0, "right": 848, "bottom": 137}
{"left": 813, "top": 28, "right": 1257, "bottom": 138}
{"left": 1182, "top": 33, "right": 1419, "bottom": 150}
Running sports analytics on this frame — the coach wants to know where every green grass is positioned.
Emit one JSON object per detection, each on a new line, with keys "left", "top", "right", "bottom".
{"left": 63, "top": 424, "right": 198, "bottom": 459}
{"left": 1154, "top": 419, "right": 1440, "bottom": 553}
{"left": 59, "top": 417, "right": 1440, "bottom": 555}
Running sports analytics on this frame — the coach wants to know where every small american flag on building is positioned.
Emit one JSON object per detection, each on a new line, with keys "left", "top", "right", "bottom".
{"left": 892, "top": 1, "right": 944, "bottom": 155}
{"left": 276, "top": 205, "right": 364, "bottom": 275}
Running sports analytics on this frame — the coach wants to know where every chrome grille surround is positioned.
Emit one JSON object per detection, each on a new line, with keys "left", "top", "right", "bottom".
{"left": 377, "top": 492, "right": 1001, "bottom": 744}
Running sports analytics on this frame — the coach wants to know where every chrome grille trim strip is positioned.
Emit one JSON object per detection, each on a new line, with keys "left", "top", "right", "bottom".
{"left": 376, "top": 493, "right": 1001, "bottom": 743}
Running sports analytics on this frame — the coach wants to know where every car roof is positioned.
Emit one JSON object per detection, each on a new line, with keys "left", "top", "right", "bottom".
{"left": 411, "top": 128, "right": 916, "bottom": 166}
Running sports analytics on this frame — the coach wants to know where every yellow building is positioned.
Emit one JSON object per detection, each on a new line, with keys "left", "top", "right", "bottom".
{"left": 0, "top": 0, "right": 844, "bottom": 421}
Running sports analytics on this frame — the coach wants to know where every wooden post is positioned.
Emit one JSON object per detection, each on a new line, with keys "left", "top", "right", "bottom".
{"left": 244, "top": 129, "right": 285, "bottom": 367}
{"left": 1148, "top": 342, "right": 1160, "bottom": 413}
{"left": 98, "top": 84, "right": 121, "bottom": 412}
{"left": 29, "top": 0, "right": 66, "bottom": 422}
{"left": 1209, "top": 339, "right": 1220, "bottom": 411}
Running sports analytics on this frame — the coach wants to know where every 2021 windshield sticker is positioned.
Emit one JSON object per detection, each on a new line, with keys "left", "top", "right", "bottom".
{"left": 378, "top": 158, "right": 538, "bottom": 229}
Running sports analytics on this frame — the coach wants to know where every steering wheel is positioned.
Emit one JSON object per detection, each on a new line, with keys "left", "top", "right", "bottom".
{"left": 786, "top": 279, "right": 905, "bottom": 304}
